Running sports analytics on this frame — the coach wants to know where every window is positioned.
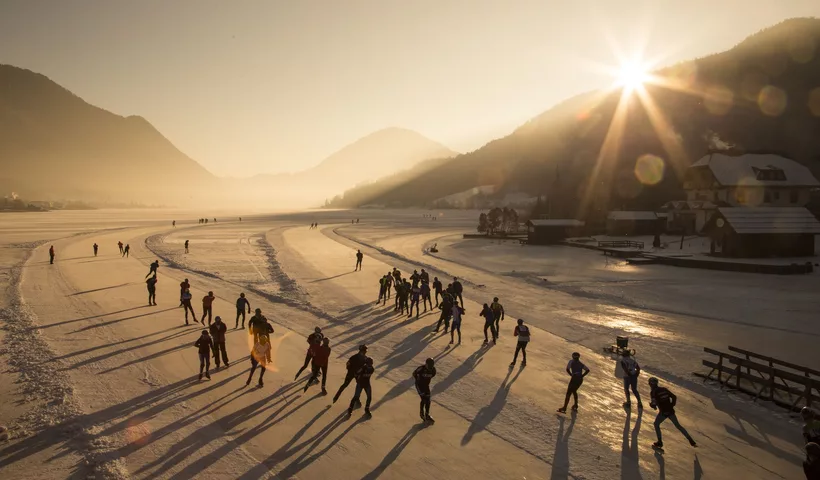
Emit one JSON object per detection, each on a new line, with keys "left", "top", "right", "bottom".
{"left": 752, "top": 166, "right": 787, "bottom": 181}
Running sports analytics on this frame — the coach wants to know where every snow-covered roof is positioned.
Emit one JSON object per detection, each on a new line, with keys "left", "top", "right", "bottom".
{"left": 527, "top": 219, "right": 585, "bottom": 227}
{"left": 606, "top": 211, "right": 658, "bottom": 221}
{"left": 691, "top": 153, "right": 820, "bottom": 187}
{"left": 709, "top": 207, "right": 820, "bottom": 234}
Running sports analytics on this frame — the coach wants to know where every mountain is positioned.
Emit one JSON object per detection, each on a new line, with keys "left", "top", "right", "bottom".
{"left": 328, "top": 18, "right": 820, "bottom": 217}
{"left": 0, "top": 64, "right": 216, "bottom": 205}
{"left": 244, "top": 128, "right": 456, "bottom": 207}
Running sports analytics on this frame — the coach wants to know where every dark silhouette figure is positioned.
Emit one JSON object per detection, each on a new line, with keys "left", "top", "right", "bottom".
{"left": 355, "top": 250, "right": 364, "bottom": 271}
{"left": 194, "top": 330, "right": 215, "bottom": 380}
{"left": 93, "top": 243, "right": 98, "bottom": 256}
{"left": 49, "top": 245, "right": 55, "bottom": 264}
{"left": 184, "top": 240, "right": 189, "bottom": 253}
{"left": 123, "top": 244, "right": 130, "bottom": 258}
{"left": 558, "top": 352, "right": 589, "bottom": 413}
{"left": 118, "top": 241, "right": 124, "bottom": 254}
{"left": 145, "top": 260, "right": 159, "bottom": 279}
{"left": 146, "top": 274, "right": 157, "bottom": 306}
{"left": 209, "top": 316, "right": 229, "bottom": 367}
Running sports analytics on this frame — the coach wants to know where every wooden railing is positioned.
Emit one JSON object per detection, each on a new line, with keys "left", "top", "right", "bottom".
{"left": 695, "top": 346, "right": 819, "bottom": 411}
{"left": 597, "top": 240, "right": 645, "bottom": 249}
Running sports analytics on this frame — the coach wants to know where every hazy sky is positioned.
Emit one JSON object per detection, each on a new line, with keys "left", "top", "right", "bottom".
{"left": 1, "top": 1, "right": 818, "bottom": 176}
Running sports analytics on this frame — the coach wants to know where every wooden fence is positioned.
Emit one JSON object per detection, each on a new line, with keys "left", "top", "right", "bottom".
{"left": 597, "top": 240, "right": 645, "bottom": 249}
{"left": 695, "top": 345, "right": 820, "bottom": 411}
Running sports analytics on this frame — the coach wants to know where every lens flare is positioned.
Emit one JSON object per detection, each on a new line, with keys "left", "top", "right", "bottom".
{"left": 634, "top": 154, "right": 665, "bottom": 186}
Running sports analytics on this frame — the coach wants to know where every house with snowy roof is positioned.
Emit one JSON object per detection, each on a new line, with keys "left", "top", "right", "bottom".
{"left": 684, "top": 152, "right": 820, "bottom": 257}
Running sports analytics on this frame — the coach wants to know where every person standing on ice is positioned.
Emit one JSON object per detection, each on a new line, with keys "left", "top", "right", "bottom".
{"left": 413, "top": 358, "right": 437, "bottom": 423}
{"left": 295, "top": 327, "right": 324, "bottom": 380}
{"left": 558, "top": 352, "right": 589, "bottom": 413}
{"left": 49, "top": 245, "right": 55, "bottom": 264}
{"left": 481, "top": 303, "right": 497, "bottom": 345}
{"left": 235, "top": 293, "right": 251, "bottom": 329}
{"left": 172, "top": 220, "right": 176, "bottom": 228}
{"left": 449, "top": 302, "right": 464, "bottom": 344}
{"left": 510, "top": 319, "right": 530, "bottom": 367}
{"left": 648, "top": 377, "right": 697, "bottom": 450}
{"left": 304, "top": 337, "right": 331, "bottom": 395}
{"left": 118, "top": 241, "right": 124, "bottom": 255}
{"left": 452, "top": 277, "right": 464, "bottom": 307}
{"left": 432, "top": 277, "right": 443, "bottom": 307}
{"left": 145, "top": 259, "right": 159, "bottom": 279}
{"left": 420, "top": 269, "right": 429, "bottom": 284}
{"left": 123, "top": 244, "right": 130, "bottom": 257}
{"left": 179, "top": 278, "right": 190, "bottom": 307}
{"left": 355, "top": 250, "right": 364, "bottom": 271}
{"left": 201, "top": 291, "right": 215, "bottom": 325}
{"left": 209, "top": 316, "right": 229, "bottom": 368}
{"left": 93, "top": 243, "right": 98, "bottom": 256}
{"left": 184, "top": 239, "right": 189, "bottom": 254}
{"left": 194, "top": 329, "right": 215, "bottom": 381}
{"left": 421, "top": 280, "right": 432, "bottom": 312}
{"left": 181, "top": 289, "right": 196, "bottom": 324}
{"left": 490, "top": 297, "right": 505, "bottom": 336}
{"left": 248, "top": 308, "right": 273, "bottom": 343}
{"left": 146, "top": 274, "right": 158, "bottom": 306}
{"left": 620, "top": 351, "right": 643, "bottom": 410}
{"left": 408, "top": 284, "right": 421, "bottom": 318}
{"left": 246, "top": 334, "right": 272, "bottom": 388}
{"left": 348, "top": 356, "right": 374, "bottom": 417}
{"left": 333, "top": 344, "right": 368, "bottom": 405}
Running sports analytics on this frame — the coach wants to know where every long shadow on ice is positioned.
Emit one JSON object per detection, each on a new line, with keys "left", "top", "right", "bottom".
{"left": 550, "top": 410, "right": 576, "bottom": 480}
{"left": 620, "top": 409, "right": 643, "bottom": 480}
{"left": 361, "top": 424, "right": 425, "bottom": 480}
{"left": 32, "top": 306, "right": 149, "bottom": 330}
{"left": 461, "top": 365, "right": 522, "bottom": 445}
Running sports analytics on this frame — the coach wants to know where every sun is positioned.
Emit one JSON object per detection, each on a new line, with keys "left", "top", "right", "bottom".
{"left": 616, "top": 62, "right": 650, "bottom": 92}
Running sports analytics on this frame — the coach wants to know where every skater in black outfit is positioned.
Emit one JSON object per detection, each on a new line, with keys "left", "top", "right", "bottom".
{"left": 247, "top": 334, "right": 272, "bottom": 387}
{"left": 123, "top": 244, "right": 130, "bottom": 257}
{"left": 408, "top": 284, "right": 421, "bottom": 318}
{"left": 194, "top": 330, "right": 215, "bottom": 380}
{"left": 348, "top": 356, "right": 374, "bottom": 416}
{"left": 209, "top": 316, "right": 229, "bottom": 368}
{"left": 355, "top": 250, "right": 364, "bottom": 271}
{"left": 435, "top": 290, "right": 454, "bottom": 332}
{"left": 146, "top": 274, "right": 158, "bottom": 306}
{"left": 558, "top": 352, "right": 590, "bottom": 413}
{"left": 420, "top": 269, "right": 429, "bottom": 284}
{"left": 421, "top": 281, "right": 433, "bottom": 312}
{"left": 235, "top": 293, "right": 251, "bottom": 329}
{"left": 49, "top": 245, "right": 55, "bottom": 264}
{"left": 510, "top": 319, "right": 530, "bottom": 366}
{"left": 481, "top": 303, "right": 497, "bottom": 345}
{"left": 295, "top": 327, "right": 324, "bottom": 380}
{"left": 118, "top": 241, "right": 124, "bottom": 254}
{"left": 449, "top": 303, "right": 464, "bottom": 344}
{"left": 145, "top": 259, "right": 159, "bottom": 278}
{"left": 620, "top": 351, "right": 643, "bottom": 410}
{"left": 432, "top": 277, "right": 443, "bottom": 307}
{"left": 452, "top": 277, "right": 464, "bottom": 307}
{"left": 181, "top": 289, "right": 196, "bottom": 324}
{"left": 184, "top": 240, "right": 189, "bottom": 253}
{"left": 93, "top": 243, "right": 98, "bottom": 256}
{"left": 248, "top": 309, "right": 274, "bottom": 344}
{"left": 304, "top": 338, "right": 331, "bottom": 395}
{"left": 413, "top": 358, "right": 437, "bottom": 423}
{"left": 648, "top": 377, "right": 697, "bottom": 450}
{"left": 333, "top": 345, "right": 368, "bottom": 404}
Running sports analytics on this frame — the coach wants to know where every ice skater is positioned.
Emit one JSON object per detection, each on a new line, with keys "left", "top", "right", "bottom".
{"left": 510, "top": 319, "right": 530, "bottom": 367}
{"left": 558, "top": 352, "right": 590, "bottom": 413}
{"left": 248, "top": 308, "right": 274, "bottom": 343}
{"left": 452, "top": 277, "right": 464, "bottom": 307}
{"left": 179, "top": 278, "right": 190, "bottom": 307}
{"left": 408, "top": 284, "right": 421, "bottom": 318}
{"left": 432, "top": 277, "right": 443, "bottom": 307}
{"left": 49, "top": 245, "right": 55, "bottom": 264}
{"left": 413, "top": 358, "right": 437, "bottom": 423}
{"left": 209, "top": 316, "right": 229, "bottom": 368}
{"left": 620, "top": 351, "right": 643, "bottom": 410}
{"left": 435, "top": 290, "right": 453, "bottom": 333}
{"left": 184, "top": 239, "right": 189, "bottom": 253}
{"left": 172, "top": 220, "right": 176, "bottom": 227}
{"left": 649, "top": 377, "right": 697, "bottom": 451}
{"left": 118, "top": 241, "right": 124, "bottom": 254}
{"left": 481, "top": 303, "right": 497, "bottom": 345}
{"left": 333, "top": 345, "right": 368, "bottom": 404}
{"left": 246, "top": 334, "right": 272, "bottom": 388}
{"left": 181, "top": 289, "right": 196, "bottom": 325}
{"left": 194, "top": 329, "right": 215, "bottom": 381}
{"left": 355, "top": 250, "right": 364, "bottom": 271}
{"left": 348, "top": 356, "right": 374, "bottom": 417}
{"left": 449, "top": 302, "right": 464, "bottom": 344}
{"left": 93, "top": 243, "right": 98, "bottom": 256}
{"left": 235, "top": 292, "right": 251, "bottom": 329}
{"left": 123, "top": 244, "right": 130, "bottom": 257}
{"left": 304, "top": 338, "right": 331, "bottom": 395}
{"left": 421, "top": 281, "right": 433, "bottom": 312}
{"left": 146, "top": 274, "right": 158, "bottom": 306}
{"left": 295, "top": 327, "right": 324, "bottom": 380}
{"left": 201, "top": 291, "right": 215, "bottom": 325}
{"left": 145, "top": 259, "right": 159, "bottom": 278}
{"left": 490, "top": 297, "right": 505, "bottom": 335}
